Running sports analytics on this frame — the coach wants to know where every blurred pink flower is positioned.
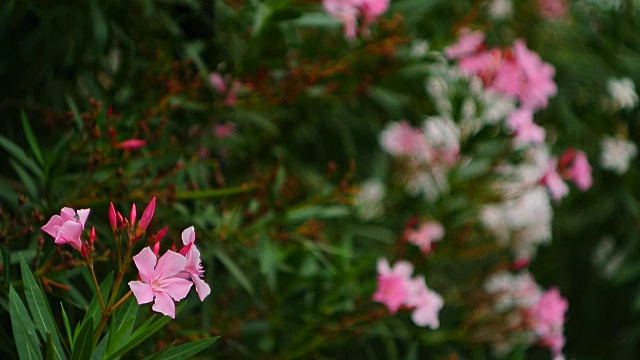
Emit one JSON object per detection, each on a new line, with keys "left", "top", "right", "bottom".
{"left": 537, "top": 0, "right": 567, "bottom": 19}
{"left": 529, "top": 288, "right": 568, "bottom": 356}
{"left": 114, "top": 139, "right": 146, "bottom": 150}
{"left": 542, "top": 158, "right": 569, "bottom": 201}
{"left": 41, "top": 207, "right": 90, "bottom": 251}
{"left": 323, "top": 0, "right": 389, "bottom": 39}
{"left": 444, "top": 28, "right": 485, "bottom": 60}
{"left": 405, "top": 276, "right": 443, "bottom": 328}
{"left": 209, "top": 72, "right": 226, "bottom": 94}
{"left": 373, "top": 258, "right": 413, "bottom": 313}
{"left": 560, "top": 149, "right": 592, "bottom": 191}
{"left": 129, "top": 247, "right": 193, "bottom": 319}
{"left": 380, "top": 121, "right": 427, "bottom": 158}
{"left": 178, "top": 226, "right": 211, "bottom": 301}
{"left": 360, "top": 0, "right": 390, "bottom": 21}
{"left": 214, "top": 122, "right": 236, "bottom": 138}
{"left": 209, "top": 72, "right": 239, "bottom": 106}
{"left": 405, "top": 221, "right": 445, "bottom": 254}
{"left": 507, "top": 108, "right": 546, "bottom": 144}
{"left": 512, "top": 40, "right": 557, "bottom": 110}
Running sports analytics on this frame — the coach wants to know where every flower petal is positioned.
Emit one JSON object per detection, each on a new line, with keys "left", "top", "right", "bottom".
{"left": 152, "top": 291, "right": 176, "bottom": 318}
{"left": 155, "top": 250, "right": 187, "bottom": 279}
{"left": 128, "top": 281, "right": 154, "bottom": 304}
{"left": 60, "top": 207, "right": 77, "bottom": 221}
{"left": 133, "top": 247, "right": 157, "bottom": 284}
{"left": 56, "top": 221, "right": 84, "bottom": 250}
{"left": 41, "top": 215, "right": 64, "bottom": 238}
{"left": 76, "top": 208, "right": 91, "bottom": 227}
{"left": 181, "top": 226, "right": 196, "bottom": 245}
{"left": 160, "top": 277, "right": 193, "bottom": 301}
{"left": 192, "top": 276, "right": 211, "bottom": 301}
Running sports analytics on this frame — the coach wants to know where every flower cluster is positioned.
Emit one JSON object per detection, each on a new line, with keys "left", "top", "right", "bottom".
{"left": 484, "top": 271, "right": 568, "bottom": 357}
{"left": 372, "top": 259, "right": 443, "bottom": 329}
{"left": 404, "top": 220, "right": 445, "bottom": 255}
{"left": 41, "top": 198, "right": 210, "bottom": 319}
{"left": 322, "top": 0, "right": 389, "bottom": 39}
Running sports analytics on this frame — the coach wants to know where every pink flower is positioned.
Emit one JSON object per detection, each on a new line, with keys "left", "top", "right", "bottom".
{"left": 41, "top": 207, "right": 90, "bottom": 251}
{"left": 542, "top": 158, "right": 569, "bottom": 201}
{"left": 128, "top": 247, "right": 193, "bottom": 319}
{"left": 405, "top": 276, "right": 443, "bottom": 328}
{"left": 360, "top": 0, "right": 390, "bottom": 21}
{"left": 444, "top": 28, "right": 485, "bottom": 60}
{"left": 178, "top": 226, "right": 211, "bottom": 301}
{"left": 114, "top": 139, "right": 146, "bottom": 150}
{"left": 379, "top": 121, "right": 427, "bottom": 158}
{"left": 507, "top": 108, "right": 546, "bottom": 144}
{"left": 372, "top": 258, "right": 413, "bottom": 313}
{"left": 405, "top": 221, "right": 445, "bottom": 254}
{"left": 323, "top": 0, "right": 359, "bottom": 39}
{"left": 209, "top": 72, "right": 226, "bottom": 94}
{"left": 214, "top": 122, "right": 236, "bottom": 138}
{"left": 512, "top": 40, "right": 557, "bottom": 110}
{"left": 209, "top": 72, "right": 239, "bottom": 106}
{"left": 560, "top": 149, "right": 592, "bottom": 191}
{"left": 529, "top": 288, "right": 568, "bottom": 356}
{"left": 537, "top": 0, "right": 567, "bottom": 19}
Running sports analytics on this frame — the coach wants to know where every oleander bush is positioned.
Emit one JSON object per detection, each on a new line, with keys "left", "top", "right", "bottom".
{"left": 2, "top": 0, "right": 640, "bottom": 359}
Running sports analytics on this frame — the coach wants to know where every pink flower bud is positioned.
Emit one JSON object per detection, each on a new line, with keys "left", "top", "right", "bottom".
{"left": 108, "top": 202, "right": 117, "bottom": 231}
{"left": 114, "top": 139, "right": 146, "bottom": 150}
{"left": 90, "top": 226, "right": 96, "bottom": 246}
{"left": 152, "top": 241, "right": 161, "bottom": 256}
{"left": 138, "top": 197, "right": 156, "bottom": 232}
{"left": 116, "top": 212, "right": 124, "bottom": 228}
{"left": 130, "top": 203, "right": 137, "bottom": 227}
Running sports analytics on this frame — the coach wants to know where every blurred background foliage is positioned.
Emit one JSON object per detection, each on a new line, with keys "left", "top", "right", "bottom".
{"left": 1, "top": 0, "right": 640, "bottom": 359}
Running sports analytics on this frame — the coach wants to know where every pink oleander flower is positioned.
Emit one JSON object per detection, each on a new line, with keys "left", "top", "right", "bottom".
{"left": 444, "top": 28, "right": 485, "bottom": 60}
{"left": 209, "top": 72, "right": 239, "bottom": 106}
{"left": 214, "top": 122, "right": 236, "bottom": 138}
{"left": 537, "top": 0, "right": 567, "bottom": 19}
{"left": 114, "top": 139, "right": 146, "bottom": 150}
{"left": 379, "top": 121, "right": 427, "bottom": 158}
{"left": 360, "top": 0, "right": 390, "bottom": 21}
{"left": 542, "top": 158, "right": 569, "bottom": 201}
{"left": 507, "top": 108, "right": 546, "bottom": 144}
{"left": 372, "top": 258, "right": 413, "bottom": 313}
{"left": 511, "top": 40, "right": 557, "bottom": 110}
{"left": 560, "top": 149, "right": 592, "bottom": 191}
{"left": 529, "top": 288, "right": 568, "bottom": 356}
{"left": 129, "top": 247, "right": 193, "bottom": 319}
{"left": 405, "top": 276, "right": 444, "bottom": 328}
{"left": 41, "top": 207, "right": 90, "bottom": 251}
{"left": 178, "top": 226, "right": 211, "bottom": 301}
{"left": 405, "top": 221, "right": 445, "bottom": 254}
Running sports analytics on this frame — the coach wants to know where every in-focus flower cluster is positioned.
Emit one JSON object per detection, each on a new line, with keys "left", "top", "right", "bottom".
{"left": 373, "top": 259, "right": 443, "bottom": 328}
{"left": 41, "top": 198, "right": 211, "bottom": 319}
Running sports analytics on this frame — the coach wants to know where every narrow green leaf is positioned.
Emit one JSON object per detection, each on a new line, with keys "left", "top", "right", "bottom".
{"left": 0, "top": 134, "right": 43, "bottom": 177}
{"left": 45, "top": 332, "right": 54, "bottom": 360}
{"left": 19, "top": 256, "right": 66, "bottom": 360}
{"left": 9, "top": 160, "right": 38, "bottom": 199}
{"left": 214, "top": 248, "right": 255, "bottom": 296}
{"left": 60, "top": 303, "right": 73, "bottom": 351}
{"left": 78, "top": 272, "right": 113, "bottom": 340}
{"left": 145, "top": 337, "right": 219, "bottom": 360}
{"left": 20, "top": 110, "right": 44, "bottom": 166}
{"left": 70, "top": 318, "right": 94, "bottom": 360}
{"left": 106, "top": 296, "right": 138, "bottom": 351}
{"left": 106, "top": 303, "right": 187, "bottom": 359}
{"left": 9, "top": 286, "right": 43, "bottom": 360}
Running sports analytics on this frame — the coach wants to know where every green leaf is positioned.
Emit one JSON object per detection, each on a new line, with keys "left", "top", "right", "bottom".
{"left": 293, "top": 12, "right": 341, "bottom": 28}
{"left": 106, "top": 296, "right": 138, "bottom": 352}
{"left": 105, "top": 303, "right": 187, "bottom": 359}
{"left": 77, "top": 272, "right": 113, "bottom": 340}
{"left": 20, "top": 110, "right": 44, "bottom": 166}
{"left": 144, "top": 337, "right": 219, "bottom": 360}
{"left": 9, "top": 160, "right": 38, "bottom": 199}
{"left": 0, "top": 134, "right": 43, "bottom": 177}
{"left": 9, "top": 286, "right": 43, "bottom": 360}
{"left": 70, "top": 318, "right": 94, "bottom": 360}
{"left": 19, "top": 256, "right": 66, "bottom": 360}
{"left": 214, "top": 248, "right": 255, "bottom": 296}
{"left": 60, "top": 303, "right": 73, "bottom": 351}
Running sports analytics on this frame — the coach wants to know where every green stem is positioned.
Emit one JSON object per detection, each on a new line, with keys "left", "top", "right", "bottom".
{"left": 88, "top": 263, "right": 106, "bottom": 311}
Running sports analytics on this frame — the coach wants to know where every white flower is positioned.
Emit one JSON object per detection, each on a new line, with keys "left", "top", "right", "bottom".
{"left": 600, "top": 136, "right": 637, "bottom": 174}
{"left": 489, "top": 0, "right": 513, "bottom": 19}
{"left": 607, "top": 77, "right": 638, "bottom": 110}
{"left": 356, "top": 179, "right": 386, "bottom": 220}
